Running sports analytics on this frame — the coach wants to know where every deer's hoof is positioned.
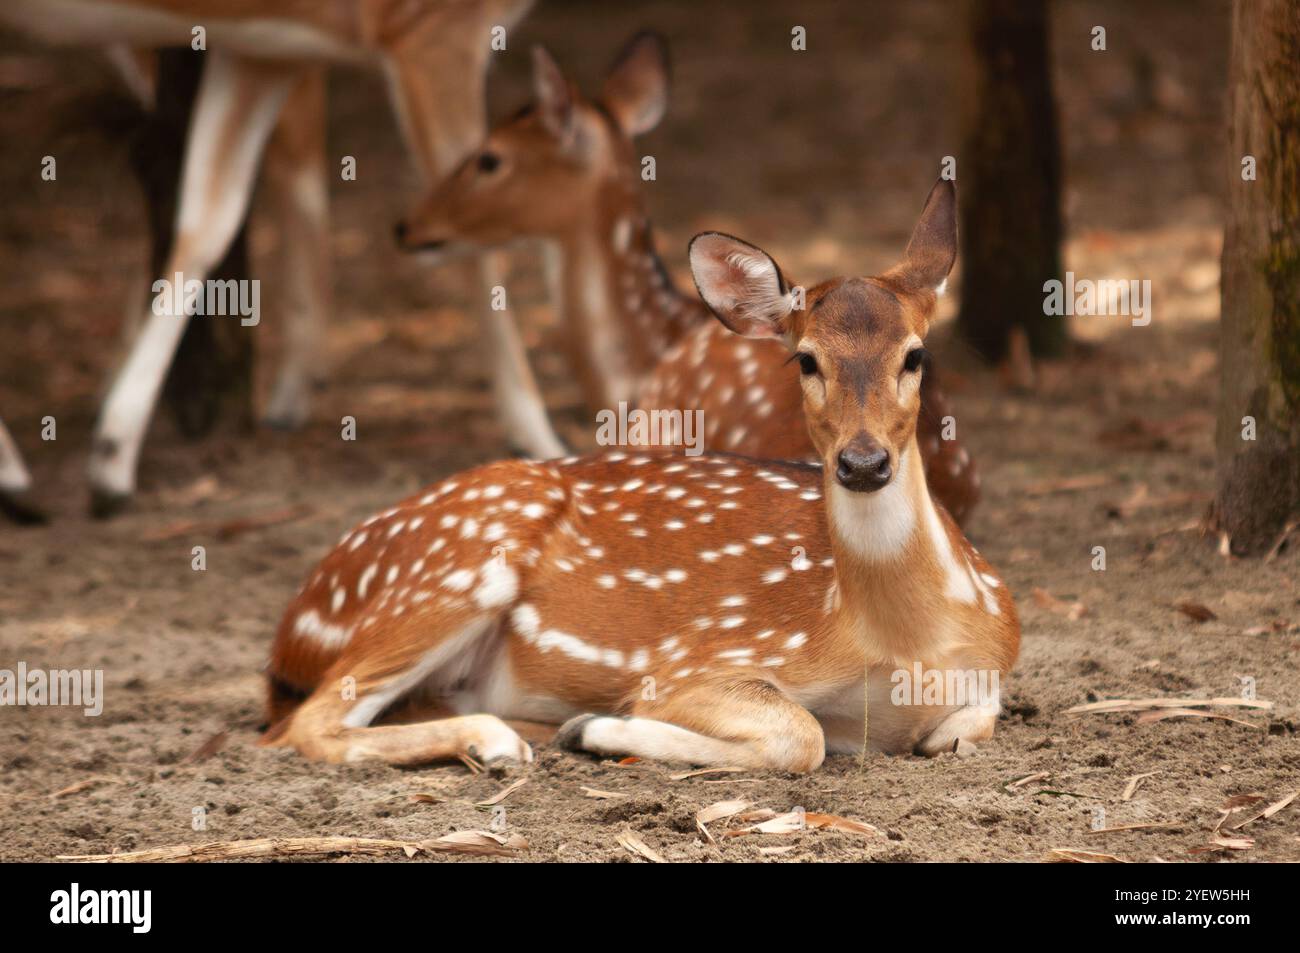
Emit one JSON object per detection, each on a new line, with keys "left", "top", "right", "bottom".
{"left": 0, "top": 489, "right": 48, "bottom": 525}
{"left": 554, "top": 713, "right": 600, "bottom": 751}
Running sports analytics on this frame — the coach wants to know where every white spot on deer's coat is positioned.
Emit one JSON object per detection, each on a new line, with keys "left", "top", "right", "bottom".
{"left": 512, "top": 603, "right": 540, "bottom": 637}
{"left": 357, "top": 563, "right": 379, "bottom": 600}
{"left": 294, "top": 609, "right": 351, "bottom": 650}
{"left": 474, "top": 559, "right": 518, "bottom": 608}
{"left": 527, "top": 627, "right": 624, "bottom": 668}
{"left": 443, "top": 569, "right": 475, "bottom": 592}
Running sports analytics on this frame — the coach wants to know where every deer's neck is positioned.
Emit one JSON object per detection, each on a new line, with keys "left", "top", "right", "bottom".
{"left": 825, "top": 437, "right": 977, "bottom": 666}
{"left": 544, "top": 180, "right": 705, "bottom": 407}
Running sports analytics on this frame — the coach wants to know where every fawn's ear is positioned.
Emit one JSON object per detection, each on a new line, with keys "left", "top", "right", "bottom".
{"left": 689, "top": 233, "right": 794, "bottom": 340}
{"left": 602, "top": 31, "right": 669, "bottom": 137}
{"left": 532, "top": 46, "right": 574, "bottom": 141}
{"left": 890, "top": 178, "right": 958, "bottom": 296}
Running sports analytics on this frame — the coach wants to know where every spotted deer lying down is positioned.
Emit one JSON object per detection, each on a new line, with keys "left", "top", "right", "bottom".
{"left": 398, "top": 31, "right": 981, "bottom": 525}
{"left": 264, "top": 180, "right": 1020, "bottom": 771}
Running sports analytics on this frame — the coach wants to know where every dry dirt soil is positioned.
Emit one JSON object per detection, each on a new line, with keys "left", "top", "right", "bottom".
{"left": 0, "top": 0, "right": 1296, "bottom": 862}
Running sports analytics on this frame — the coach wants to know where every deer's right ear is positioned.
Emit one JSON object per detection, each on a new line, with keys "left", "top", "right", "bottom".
{"left": 602, "top": 31, "right": 669, "bottom": 136}
{"left": 532, "top": 46, "right": 574, "bottom": 141}
{"left": 689, "top": 233, "right": 794, "bottom": 340}
{"left": 891, "top": 178, "right": 958, "bottom": 295}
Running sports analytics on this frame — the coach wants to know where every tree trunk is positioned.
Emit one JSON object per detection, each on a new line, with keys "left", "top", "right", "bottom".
{"left": 1215, "top": 0, "right": 1300, "bottom": 556}
{"left": 129, "top": 48, "right": 255, "bottom": 439}
{"left": 957, "top": 0, "right": 1066, "bottom": 362}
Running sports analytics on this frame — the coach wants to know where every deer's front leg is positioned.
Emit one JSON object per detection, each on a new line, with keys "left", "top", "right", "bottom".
{"left": 914, "top": 704, "right": 999, "bottom": 756}
{"left": 557, "top": 673, "right": 826, "bottom": 773}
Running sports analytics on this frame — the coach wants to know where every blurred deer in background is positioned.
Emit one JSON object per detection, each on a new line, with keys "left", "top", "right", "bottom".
{"left": 398, "top": 32, "right": 982, "bottom": 524}
{"left": 0, "top": 0, "right": 565, "bottom": 517}
{"left": 263, "top": 179, "right": 1019, "bottom": 770}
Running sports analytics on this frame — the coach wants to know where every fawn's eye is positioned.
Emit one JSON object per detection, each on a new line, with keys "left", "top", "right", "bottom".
{"left": 903, "top": 347, "right": 927, "bottom": 373}
{"left": 796, "top": 352, "right": 819, "bottom": 376}
{"left": 476, "top": 151, "right": 501, "bottom": 173}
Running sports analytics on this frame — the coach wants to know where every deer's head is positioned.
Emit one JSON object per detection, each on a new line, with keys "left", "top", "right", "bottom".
{"left": 396, "top": 31, "right": 668, "bottom": 255}
{"left": 689, "top": 180, "right": 957, "bottom": 494}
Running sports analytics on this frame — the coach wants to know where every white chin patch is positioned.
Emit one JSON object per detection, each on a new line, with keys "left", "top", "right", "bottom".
{"left": 934, "top": 278, "right": 948, "bottom": 297}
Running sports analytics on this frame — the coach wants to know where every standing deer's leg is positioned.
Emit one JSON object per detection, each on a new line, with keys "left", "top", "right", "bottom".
{"left": 556, "top": 673, "right": 826, "bottom": 773}
{"left": 262, "top": 68, "right": 330, "bottom": 430}
{"left": 88, "top": 52, "right": 299, "bottom": 514}
{"left": 479, "top": 250, "right": 567, "bottom": 458}
{"left": 384, "top": 0, "right": 565, "bottom": 461}
{"left": 267, "top": 614, "right": 532, "bottom": 765}
{"left": 0, "top": 416, "right": 31, "bottom": 496}
{"left": 0, "top": 416, "right": 43, "bottom": 524}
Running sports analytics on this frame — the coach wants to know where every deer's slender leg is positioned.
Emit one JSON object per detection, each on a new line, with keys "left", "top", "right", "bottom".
{"left": 914, "top": 702, "right": 999, "bottom": 756}
{"left": 557, "top": 673, "right": 826, "bottom": 773}
{"left": 262, "top": 68, "right": 330, "bottom": 430}
{"left": 267, "top": 616, "right": 531, "bottom": 765}
{"left": 384, "top": 0, "right": 566, "bottom": 461}
{"left": 0, "top": 416, "right": 44, "bottom": 523}
{"left": 88, "top": 52, "right": 299, "bottom": 513}
{"left": 478, "top": 250, "right": 567, "bottom": 458}
{"left": 0, "top": 416, "right": 32, "bottom": 495}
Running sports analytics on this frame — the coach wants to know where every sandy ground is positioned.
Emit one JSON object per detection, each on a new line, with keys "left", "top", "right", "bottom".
{"left": 1, "top": 0, "right": 1296, "bottom": 862}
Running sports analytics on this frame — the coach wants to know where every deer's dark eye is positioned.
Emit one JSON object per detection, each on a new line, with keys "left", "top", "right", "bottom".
{"left": 797, "top": 352, "right": 819, "bottom": 376}
{"left": 477, "top": 151, "right": 501, "bottom": 173}
{"left": 903, "top": 347, "right": 927, "bottom": 373}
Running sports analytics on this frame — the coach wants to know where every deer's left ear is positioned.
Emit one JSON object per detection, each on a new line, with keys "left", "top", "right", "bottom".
{"left": 890, "top": 178, "right": 958, "bottom": 296}
{"left": 689, "top": 232, "right": 794, "bottom": 340}
{"left": 602, "top": 31, "right": 669, "bottom": 137}
{"left": 532, "top": 46, "right": 574, "bottom": 141}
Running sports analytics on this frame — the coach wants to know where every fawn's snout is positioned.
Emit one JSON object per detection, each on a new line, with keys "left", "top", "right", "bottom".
{"left": 835, "top": 436, "right": 892, "bottom": 492}
{"left": 393, "top": 219, "right": 448, "bottom": 253}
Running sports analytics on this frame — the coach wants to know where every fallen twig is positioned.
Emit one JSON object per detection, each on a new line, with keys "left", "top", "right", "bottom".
{"left": 1120, "top": 772, "right": 1158, "bottom": 801}
{"left": 58, "top": 832, "right": 527, "bottom": 863}
{"left": 1065, "top": 697, "right": 1272, "bottom": 715}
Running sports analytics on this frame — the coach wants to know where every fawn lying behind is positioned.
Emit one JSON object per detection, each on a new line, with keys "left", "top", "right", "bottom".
{"left": 399, "top": 31, "right": 981, "bottom": 524}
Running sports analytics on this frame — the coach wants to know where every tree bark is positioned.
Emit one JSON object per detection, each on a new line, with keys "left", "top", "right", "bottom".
{"left": 129, "top": 48, "right": 255, "bottom": 439}
{"left": 1216, "top": 0, "right": 1300, "bottom": 556}
{"left": 957, "top": 0, "right": 1066, "bottom": 362}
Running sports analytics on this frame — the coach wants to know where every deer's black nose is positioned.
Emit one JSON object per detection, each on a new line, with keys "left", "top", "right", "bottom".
{"left": 393, "top": 221, "right": 408, "bottom": 245}
{"left": 836, "top": 441, "right": 892, "bottom": 492}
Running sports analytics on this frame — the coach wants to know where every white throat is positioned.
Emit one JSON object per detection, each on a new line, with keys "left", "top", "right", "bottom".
{"left": 828, "top": 447, "right": 920, "bottom": 562}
